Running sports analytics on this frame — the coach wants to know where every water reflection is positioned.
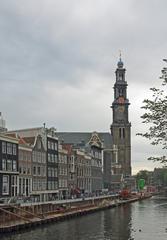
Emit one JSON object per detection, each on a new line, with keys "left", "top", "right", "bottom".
{"left": 103, "top": 205, "right": 132, "bottom": 240}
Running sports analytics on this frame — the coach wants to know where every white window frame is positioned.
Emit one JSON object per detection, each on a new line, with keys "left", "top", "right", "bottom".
{"left": 2, "top": 175, "right": 9, "bottom": 195}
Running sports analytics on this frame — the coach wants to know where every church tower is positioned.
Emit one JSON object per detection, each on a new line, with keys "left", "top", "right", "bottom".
{"left": 110, "top": 57, "right": 131, "bottom": 176}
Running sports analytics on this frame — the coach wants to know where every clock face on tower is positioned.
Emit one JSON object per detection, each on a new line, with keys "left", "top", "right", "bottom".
{"left": 115, "top": 105, "right": 125, "bottom": 122}
{"left": 118, "top": 106, "right": 125, "bottom": 112}
{"left": 118, "top": 96, "right": 125, "bottom": 104}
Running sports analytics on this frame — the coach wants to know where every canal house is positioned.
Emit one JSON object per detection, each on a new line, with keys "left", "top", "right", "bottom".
{"left": 0, "top": 134, "right": 19, "bottom": 199}
{"left": 58, "top": 144, "right": 68, "bottom": 199}
{"left": 7, "top": 126, "right": 59, "bottom": 202}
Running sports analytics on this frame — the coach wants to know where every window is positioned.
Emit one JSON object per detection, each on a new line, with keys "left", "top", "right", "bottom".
{"left": 55, "top": 154, "right": 58, "bottom": 163}
{"left": 54, "top": 142, "right": 58, "bottom": 151}
{"left": 51, "top": 168, "right": 54, "bottom": 177}
{"left": 64, "top": 167, "right": 67, "bottom": 176}
{"left": 38, "top": 152, "right": 41, "bottom": 163}
{"left": 48, "top": 181, "right": 52, "bottom": 190}
{"left": 2, "top": 159, "right": 6, "bottom": 171}
{"left": 38, "top": 166, "right": 41, "bottom": 175}
{"left": 2, "top": 175, "right": 9, "bottom": 195}
{"left": 7, "top": 143, "right": 12, "bottom": 154}
{"left": 50, "top": 154, "right": 54, "bottom": 162}
{"left": 38, "top": 180, "right": 42, "bottom": 190}
{"left": 123, "top": 128, "right": 125, "bottom": 138}
{"left": 33, "top": 179, "right": 37, "bottom": 191}
{"left": 33, "top": 166, "right": 36, "bottom": 175}
{"left": 27, "top": 167, "right": 30, "bottom": 174}
{"left": 47, "top": 140, "right": 51, "bottom": 149}
{"left": 41, "top": 166, "right": 46, "bottom": 176}
{"left": 23, "top": 167, "right": 26, "bottom": 174}
{"left": 12, "top": 160, "right": 17, "bottom": 171}
{"left": 48, "top": 153, "right": 50, "bottom": 162}
{"left": 59, "top": 154, "right": 61, "bottom": 163}
{"left": 42, "top": 180, "right": 46, "bottom": 190}
{"left": 59, "top": 179, "right": 62, "bottom": 188}
{"left": 64, "top": 180, "right": 67, "bottom": 188}
{"left": 51, "top": 142, "right": 54, "bottom": 150}
{"left": 51, "top": 181, "right": 55, "bottom": 190}
{"left": 7, "top": 160, "right": 12, "bottom": 171}
{"left": 2, "top": 142, "right": 6, "bottom": 153}
{"left": 55, "top": 181, "right": 58, "bottom": 189}
{"left": 119, "top": 128, "right": 122, "bottom": 138}
{"left": 13, "top": 144, "right": 17, "bottom": 155}
{"left": 48, "top": 168, "right": 51, "bottom": 177}
{"left": 119, "top": 128, "right": 125, "bottom": 139}
{"left": 54, "top": 168, "right": 58, "bottom": 177}
{"left": 64, "top": 155, "right": 67, "bottom": 164}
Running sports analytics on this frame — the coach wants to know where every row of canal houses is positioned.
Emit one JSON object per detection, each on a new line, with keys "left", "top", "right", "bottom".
{"left": 0, "top": 126, "right": 103, "bottom": 202}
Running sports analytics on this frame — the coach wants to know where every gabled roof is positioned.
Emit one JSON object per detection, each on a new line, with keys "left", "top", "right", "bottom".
{"left": 5, "top": 132, "right": 31, "bottom": 147}
{"left": 22, "top": 137, "right": 36, "bottom": 146}
{"left": 0, "top": 134, "right": 18, "bottom": 143}
{"left": 57, "top": 132, "right": 112, "bottom": 149}
{"left": 22, "top": 136, "right": 46, "bottom": 152}
{"left": 5, "top": 133, "right": 17, "bottom": 138}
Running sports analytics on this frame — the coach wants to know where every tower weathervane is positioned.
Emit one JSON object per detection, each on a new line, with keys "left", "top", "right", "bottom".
{"left": 119, "top": 50, "right": 122, "bottom": 61}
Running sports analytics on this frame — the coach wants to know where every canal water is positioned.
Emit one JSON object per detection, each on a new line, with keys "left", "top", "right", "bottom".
{"left": 1, "top": 196, "right": 167, "bottom": 240}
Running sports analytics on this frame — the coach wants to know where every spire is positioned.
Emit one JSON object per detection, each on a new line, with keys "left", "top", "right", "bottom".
{"left": 119, "top": 50, "right": 122, "bottom": 60}
{"left": 117, "top": 50, "right": 124, "bottom": 68}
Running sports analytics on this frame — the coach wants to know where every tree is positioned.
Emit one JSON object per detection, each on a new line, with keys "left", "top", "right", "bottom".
{"left": 137, "top": 60, "right": 167, "bottom": 164}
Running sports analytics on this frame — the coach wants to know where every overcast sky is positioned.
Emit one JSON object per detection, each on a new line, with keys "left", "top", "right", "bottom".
{"left": 0, "top": 0, "right": 166, "bottom": 174}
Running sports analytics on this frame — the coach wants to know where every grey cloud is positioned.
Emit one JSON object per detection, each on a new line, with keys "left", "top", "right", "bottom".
{"left": 0, "top": 0, "right": 167, "bottom": 173}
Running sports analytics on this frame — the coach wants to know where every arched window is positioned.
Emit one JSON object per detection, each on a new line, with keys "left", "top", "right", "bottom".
{"left": 119, "top": 128, "right": 121, "bottom": 138}
{"left": 123, "top": 128, "right": 125, "bottom": 138}
{"left": 119, "top": 128, "right": 125, "bottom": 139}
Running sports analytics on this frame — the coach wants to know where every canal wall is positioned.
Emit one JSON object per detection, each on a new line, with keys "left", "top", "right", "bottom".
{"left": 0, "top": 195, "right": 151, "bottom": 234}
{"left": 0, "top": 195, "right": 118, "bottom": 224}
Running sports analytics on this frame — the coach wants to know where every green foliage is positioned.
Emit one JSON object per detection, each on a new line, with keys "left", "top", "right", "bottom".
{"left": 137, "top": 60, "right": 167, "bottom": 164}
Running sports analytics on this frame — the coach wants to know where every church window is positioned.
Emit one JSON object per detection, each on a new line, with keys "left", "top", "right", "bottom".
{"left": 119, "top": 128, "right": 125, "bottom": 139}
{"left": 123, "top": 128, "right": 125, "bottom": 138}
{"left": 119, "top": 128, "right": 121, "bottom": 138}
